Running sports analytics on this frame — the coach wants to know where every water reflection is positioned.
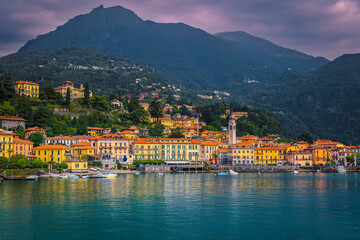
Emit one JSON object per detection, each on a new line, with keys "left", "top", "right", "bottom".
{"left": 1, "top": 173, "right": 360, "bottom": 240}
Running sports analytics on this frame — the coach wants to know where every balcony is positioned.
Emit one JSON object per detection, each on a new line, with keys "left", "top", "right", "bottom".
{"left": 100, "top": 146, "right": 112, "bottom": 149}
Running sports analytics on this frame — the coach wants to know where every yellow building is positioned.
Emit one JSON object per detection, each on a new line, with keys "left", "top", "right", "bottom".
{"left": 24, "top": 127, "right": 46, "bottom": 139}
{"left": 118, "top": 130, "right": 138, "bottom": 139}
{"left": 54, "top": 81, "right": 92, "bottom": 99}
{"left": 228, "top": 141, "right": 255, "bottom": 165}
{"left": 13, "top": 81, "right": 39, "bottom": 98}
{"left": 33, "top": 144, "right": 72, "bottom": 165}
{"left": 65, "top": 159, "right": 88, "bottom": 172}
{"left": 133, "top": 138, "right": 201, "bottom": 162}
{"left": 88, "top": 127, "right": 104, "bottom": 136}
{"left": 0, "top": 130, "right": 15, "bottom": 158}
{"left": 254, "top": 146, "right": 287, "bottom": 165}
{"left": 71, "top": 144, "right": 95, "bottom": 159}
{"left": 159, "top": 118, "right": 174, "bottom": 129}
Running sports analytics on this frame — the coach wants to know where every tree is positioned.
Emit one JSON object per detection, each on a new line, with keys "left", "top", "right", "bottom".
{"left": 149, "top": 123, "right": 164, "bottom": 137}
{"left": 0, "top": 73, "right": 16, "bottom": 102}
{"left": 128, "top": 97, "right": 139, "bottom": 112}
{"left": 201, "top": 108, "right": 213, "bottom": 125}
{"left": 0, "top": 102, "right": 15, "bottom": 116}
{"left": 130, "top": 108, "right": 149, "bottom": 124}
{"left": 10, "top": 154, "right": 30, "bottom": 169}
{"left": 109, "top": 92, "right": 117, "bottom": 101}
{"left": 346, "top": 155, "right": 355, "bottom": 166}
{"left": 213, "top": 153, "right": 218, "bottom": 162}
{"left": 149, "top": 101, "right": 163, "bottom": 121}
{"left": 43, "top": 84, "right": 58, "bottom": 100}
{"left": 180, "top": 106, "right": 191, "bottom": 117}
{"left": 29, "top": 132, "right": 44, "bottom": 147}
{"left": 31, "top": 158, "right": 48, "bottom": 168}
{"left": 0, "top": 157, "right": 9, "bottom": 169}
{"left": 65, "top": 87, "right": 71, "bottom": 106}
{"left": 168, "top": 128, "right": 184, "bottom": 138}
{"left": 210, "top": 120, "right": 222, "bottom": 132}
{"left": 298, "top": 131, "right": 314, "bottom": 144}
{"left": 84, "top": 82, "right": 90, "bottom": 101}
{"left": 111, "top": 126, "right": 117, "bottom": 134}
{"left": 55, "top": 162, "right": 68, "bottom": 173}
{"left": 14, "top": 125, "right": 25, "bottom": 139}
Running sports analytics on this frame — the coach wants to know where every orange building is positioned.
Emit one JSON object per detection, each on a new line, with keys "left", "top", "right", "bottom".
{"left": 13, "top": 137, "right": 34, "bottom": 158}
{"left": 311, "top": 146, "right": 331, "bottom": 166}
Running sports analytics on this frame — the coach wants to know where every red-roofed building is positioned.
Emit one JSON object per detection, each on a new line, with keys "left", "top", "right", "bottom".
{"left": 1, "top": 116, "right": 26, "bottom": 130}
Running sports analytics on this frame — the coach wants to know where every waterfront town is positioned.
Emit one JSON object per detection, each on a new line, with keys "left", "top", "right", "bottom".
{"left": 0, "top": 79, "right": 359, "bottom": 174}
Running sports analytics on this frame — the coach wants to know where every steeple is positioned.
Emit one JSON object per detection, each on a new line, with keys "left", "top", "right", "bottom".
{"left": 228, "top": 114, "right": 236, "bottom": 145}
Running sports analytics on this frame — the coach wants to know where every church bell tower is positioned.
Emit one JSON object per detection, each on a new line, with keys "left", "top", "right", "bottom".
{"left": 228, "top": 114, "right": 236, "bottom": 145}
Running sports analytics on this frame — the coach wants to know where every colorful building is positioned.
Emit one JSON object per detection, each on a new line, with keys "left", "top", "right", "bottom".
{"left": 65, "top": 158, "right": 88, "bottom": 172}
{"left": 13, "top": 137, "right": 33, "bottom": 158}
{"left": 87, "top": 127, "right": 104, "bottom": 136}
{"left": 118, "top": 130, "right": 138, "bottom": 139}
{"left": 33, "top": 144, "right": 72, "bottom": 165}
{"left": 54, "top": 81, "right": 92, "bottom": 99}
{"left": 287, "top": 150, "right": 313, "bottom": 166}
{"left": 254, "top": 146, "right": 287, "bottom": 165}
{"left": 0, "top": 116, "right": 26, "bottom": 130}
{"left": 0, "top": 130, "right": 15, "bottom": 158}
{"left": 13, "top": 81, "right": 39, "bottom": 98}
{"left": 24, "top": 127, "right": 46, "bottom": 139}
{"left": 228, "top": 141, "right": 255, "bottom": 165}
{"left": 89, "top": 134, "right": 133, "bottom": 166}
{"left": 311, "top": 146, "right": 331, "bottom": 166}
{"left": 133, "top": 138, "right": 201, "bottom": 162}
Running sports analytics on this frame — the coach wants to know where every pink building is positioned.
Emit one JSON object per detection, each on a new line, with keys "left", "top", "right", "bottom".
{"left": 288, "top": 150, "right": 313, "bottom": 167}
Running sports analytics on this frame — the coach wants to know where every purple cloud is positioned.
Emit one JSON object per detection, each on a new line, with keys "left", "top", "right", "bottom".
{"left": 0, "top": 0, "right": 359, "bottom": 60}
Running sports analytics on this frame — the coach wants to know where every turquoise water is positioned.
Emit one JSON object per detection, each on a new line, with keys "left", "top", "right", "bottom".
{"left": 1, "top": 173, "right": 360, "bottom": 240}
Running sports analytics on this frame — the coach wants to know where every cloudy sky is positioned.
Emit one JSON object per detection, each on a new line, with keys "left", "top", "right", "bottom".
{"left": 1, "top": 0, "right": 359, "bottom": 59}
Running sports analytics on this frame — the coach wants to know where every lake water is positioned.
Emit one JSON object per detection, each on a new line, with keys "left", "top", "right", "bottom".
{"left": 1, "top": 173, "right": 360, "bottom": 240}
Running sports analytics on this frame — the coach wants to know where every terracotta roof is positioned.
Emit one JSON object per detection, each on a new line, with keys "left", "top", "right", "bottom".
{"left": 71, "top": 142, "right": 90, "bottom": 147}
{"left": 88, "top": 127, "right": 104, "bottom": 130}
{"left": 24, "top": 127, "right": 45, "bottom": 132}
{"left": 33, "top": 144, "right": 71, "bottom": 150}
{"left": 13, "top": 138, "right": 33, "bottom": 144}
{"left": 14, "top": 81, "right": 39, "bottom": 86}
{"left": 63, "top": 81, "right": 74, "bottom": 84}
{"left": 0, "top": 116, "right": 27, "bottom": 121}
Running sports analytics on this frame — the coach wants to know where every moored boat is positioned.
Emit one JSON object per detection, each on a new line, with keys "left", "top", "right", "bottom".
{"left": 337, "top": 165, "right": 346, "bottom": 173}
{"left": 156, "top": 173, "right": 164, "bottom": 176}
{"left": 90, "top": 173, "right": 104, "bottom": 178}
{"left": 104, "top": 172, "right": 117, "bottom": 178}
{"left": 229, "top": 170, "right": 238, "bottom": 175}
{"left": 81, "top": 175, "right": 89, "bottom": 179}
{"left": 217, "top": 172, "right": 228, "bottom": 176}
{"left": 59, "top": 175, "right": 69, "bottom": 179}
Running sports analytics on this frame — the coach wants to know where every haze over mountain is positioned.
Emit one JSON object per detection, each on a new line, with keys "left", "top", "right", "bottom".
{"left": 214, "top": 31, "right": 329, "bottom": 73}
{"left": 19, "top": 5, "right": 327, "bottom": 91}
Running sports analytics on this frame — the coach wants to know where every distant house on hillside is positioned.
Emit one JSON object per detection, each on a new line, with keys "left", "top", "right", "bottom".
{"left": 54, "top": 81, "right": 92, "bottom": 99}
{"left": 0, "top": 116, "right": 26, "bottom": 130}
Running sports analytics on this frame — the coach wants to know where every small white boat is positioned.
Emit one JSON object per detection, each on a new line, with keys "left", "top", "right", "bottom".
{"left": 59, "top": 175, "right": 69, "bottom": 179}
{"left": 104, "top": 172, "right": 117, "bottom": 178}
{"left": 156, "top": 173, "right": 164, "bottom": 176}
{"left": 81, "top": 175, "right": 89, "bottom": 179}
{"left": 133, "top": 172, "right": 141, "bottom": 176}
{"left": 337, "top": 166, "right": 346, "bottom": 173}
{"left": 69, "top": 175, "right": 80, "bottom": 179}
{"left": 50, "top": 175, "right": 59, "bottom": 178}
{"left": 229, "top": 170, "right": 238, "bottom": 175}
{"left": 26, "top": 175, "right": 38, "bottom": 180}
{"left": 293, "top": 170, "right": 299, "bottom": 174}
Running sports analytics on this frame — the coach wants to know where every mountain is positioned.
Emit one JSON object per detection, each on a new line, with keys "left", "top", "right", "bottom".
{"left": 214, "top": 31, "right": 329, "bottom": 73}
{"left": 19, "top": 5, "right": 282, "bottom": 91}
{"left": 0, "top": 47, "right": 168, "bottom": 96}
{"left": 244, "top": 53, "right": 360, "bottom": 143}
